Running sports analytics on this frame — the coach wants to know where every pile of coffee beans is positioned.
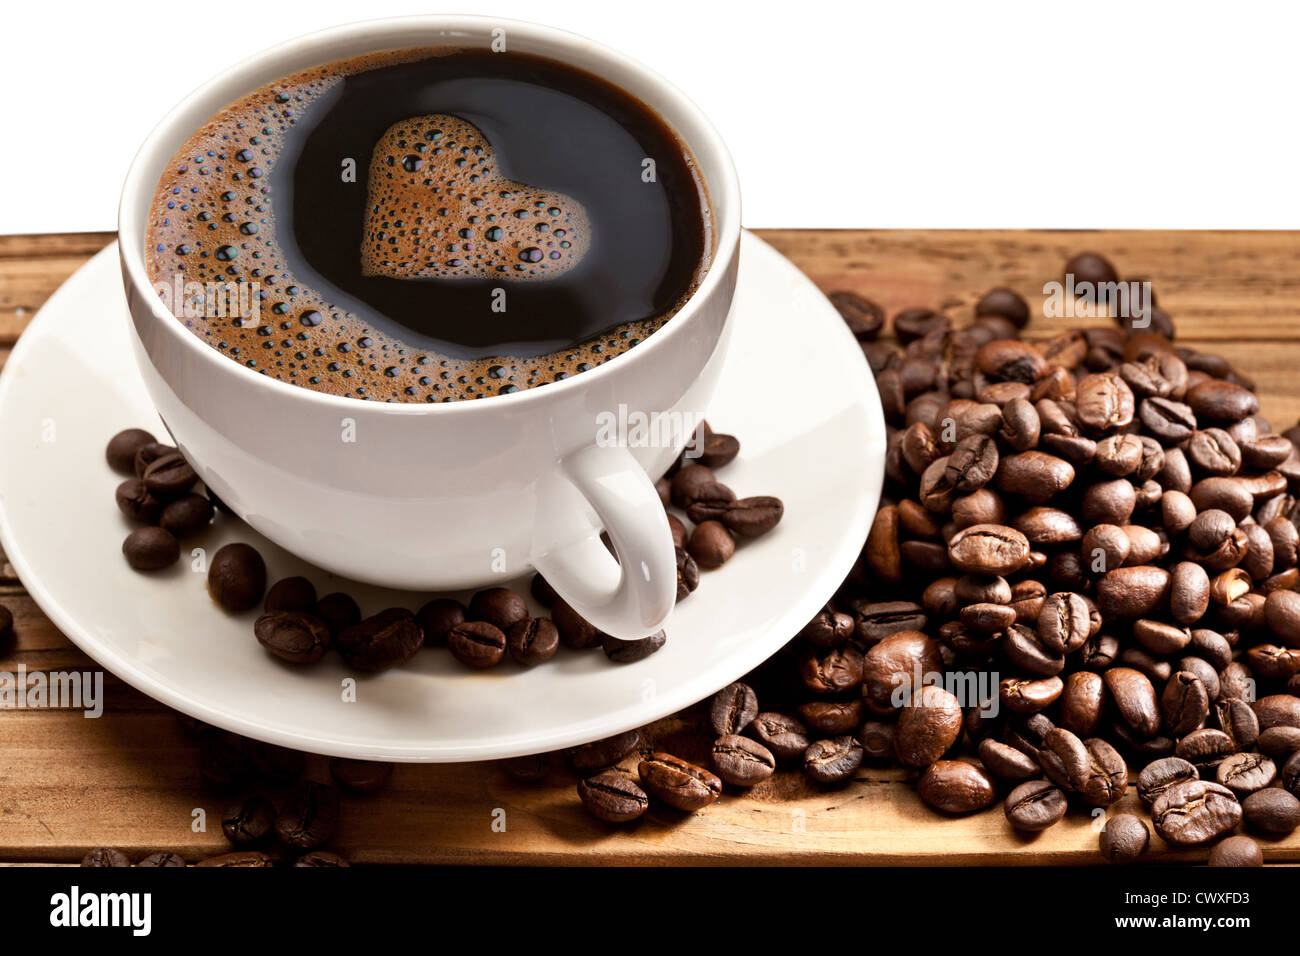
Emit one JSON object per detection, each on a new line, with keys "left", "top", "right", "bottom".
{"left": 105, "top": 420, "right": 782, "bottom": 675}
{"left": 538, "top": 252, "right": 1300, "bottom": 866}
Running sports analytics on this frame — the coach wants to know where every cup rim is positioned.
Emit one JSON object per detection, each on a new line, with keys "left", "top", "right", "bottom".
{"left": 118, "top": 14, "right": 741, "bottom": 417}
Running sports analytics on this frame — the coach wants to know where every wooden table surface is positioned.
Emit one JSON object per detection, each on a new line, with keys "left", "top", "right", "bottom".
{"left": 2, "top": 229, "right": 1299, "bottom": 865}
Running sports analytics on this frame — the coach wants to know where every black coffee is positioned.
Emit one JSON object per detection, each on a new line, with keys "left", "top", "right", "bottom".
{"left": 145, "top": 48, "right": 712, "bottom": 402}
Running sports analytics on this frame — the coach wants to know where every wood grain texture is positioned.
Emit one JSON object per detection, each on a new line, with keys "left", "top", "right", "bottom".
{"left": 0, "top": 230, "right": 1298, "bottom": 865}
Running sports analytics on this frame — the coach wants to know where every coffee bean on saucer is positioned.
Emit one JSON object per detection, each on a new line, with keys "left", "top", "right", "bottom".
{"left": 274, "top": 782, "right": 339, "bottom": 850}
{"left": 698, "top": 432, "right": 741, "bottom": 470}
{"left": 294, "top": 851, "right": 350, "bottom": 867}
{"left": 675, "top": 547, "right": 700, "bottom": 601}
{"left": 638, "top": 752, "right": 722, "bottom": 810}
{"left": 142, "top": 451, "right": 198, "bottom": 497}
{"left": 81, "top": 848, "right": 131, "bottom": 867}
{"left": 602, "top": 629, "right": 666, "bottom": 663}
{"left": 254, "top": 611, "right": 330, "bottom": 665}
{"left": 1099, "top": 814, "right": 1150, "bottom": 864}
{"left": 409, "top": 597, "right": 462, "bottom": 648}
{"left": 1209, "top": 835, "right": 1263, "bottom": 867}
{"left": 222, "top": 794, "right": 276, "bottom": 844}
{"left": 329, "top": 757, "right": 394, "bottom": 793}
{"left": 655, "top": 475, "right": 671, "bottom": 507}
{"left": 578, "top": 771, "right": 649, "bottom": 823}
{"left": 467, "top": 586, "right": 528, "bottom": 631}
{"left": 132, "top": 441, "right": 175, "bottom": 477}
{"left": 208, "top": 543, "right": 267, "bottom": 612}
{"left": 1065, "top": 251, "right": 1119, "bottom": 289}
{"left": 135, "top": 851, "right": 186, "bottom": 868}
{"left": 195, "top": 851, "right": 275, "bottom": 868}
{"left": 709, "top": 681, "right": 759, "bottom": 736}
{"left": 123, "top": 526, "right": 179, "bottom": 571}
{"left": 688, "top": 520, "right": 734, "bottom": 568}
{"left": 667, "top": 514, "right": 688, "bottom": 550}
{"left": 529, "top": 573, "right": 557, "bottom": 608}
{"left": 685, "top": 481, "right": 737, "bottom": 523}
{"left": 338, "top": 608, "right": 424, "bottom": 672}
{"left": 669, "top": 464, "right": 717, "bottom": 509}
{"left": 569, "top": 730, "right": 641, "bottom": 775}
{"left": 314, "top": 592, "right": 361, "bottom": 639}
{"left": 722, "top": 496, "right": 784, "bottom": 537}
{"left": 447, "top": 620, "right": 507, "bottom": 669}
{"left": 829, "top": 291, "right": 885, "bottom": 341}
{"left": 553, "top": 598, "right": 604, "bottom": 649}
{"left": 264, "top": 576, "right": 317, "bottom": 613}
{"left": 803, "top": 736, "right": 864, "bottom": 784}
{"left": 975, "top": 288, "right": 1030, "bottom": 328}
{"left": 159, "top": 492, "right": 214, "bottom": 537}
{"left": 507, "top": 615, "right": 560, "bottom": 666}
{"left": 106, "top": 428, "right": 157, "bottom": 473}
{"left": 115, "top": 478, "right": 164, "bottom": 523}
{"left": 712, "top": 734, "right": 776, "bottom": 787}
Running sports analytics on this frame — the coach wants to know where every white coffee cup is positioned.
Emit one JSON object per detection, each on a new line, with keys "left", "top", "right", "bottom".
{"left": 117, "top": 16, "right": 741, "bottom": 639}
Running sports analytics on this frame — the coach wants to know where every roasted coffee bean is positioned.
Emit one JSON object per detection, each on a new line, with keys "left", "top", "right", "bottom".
{"left": 1216, "top": 752, "right": 1276, "bottom": 797}
{"left": 1094, "top": 433, "right": 1144, "bottom": 476}
{"left": 294, "top": 851, "right": 350, "bottom": 867}
{"left": 803, "top": 736, "right": 865, "bottom": 784}
{"left": 198, "top": 733, "right": 254, "bottom": 790}
{"left": 948, "top": 523, "right": 1030, "bottom": 575}
{"left": 264, "top": 576, "right": 316, "bottom": 613}
{"left": 1099, "top": 814, "right": 1150, "bottom": 864}
{"left": 602, "top": 629, "right": 666, "bottom": 663}
{"left": 81, "top": 848, "right": 132, "bottom": 867}
{"left": 800, "top": 646, "right": 865, "bottom": 695}
{"left": 106, "top": 428, "right": 157, "bottom": 473}
{"left": 1214, "top": 697, "right": 1260, "bottom": 750}
{"left": 918, "top": 760, "right": 997, "bottom": 814}
{"left": 710, "top": 682, "right": 759, "bottom": 735}
{"left": 1152, "top": 779, "right": 1242, "bottom": 845}
{"left": 1265, "top": 589, "right": 1300, "bottom": 645}
{"left": 338, "top": 608, "right": 425, "bottom": 672}
{"left": 639, "top": 753, "right": 722, "bottom": 810}
{"left": 711, "top": 734, "right": 777, "bottom": 787}
{"left": 207, "top": 543, "right": 267, "bottom": 612}
{"left": 467, "top": 587, "right": 528, "bottom": 632}
{"left": 1258, "top": 726, "right": 1300, "bottom": 760}
{"left": 254, "top": 611, "right": 330, "bottom": 665}
{"left": 1037, "top": 592, "right": 1091, "bottom": 653}
{"left": 1175, "top": 728, "right": 1238, "bottom": 773}
{"left": 1187, "top": 428, "right": 1242, "bottom": 476}
{"left": 978, "top": 738, "right": 1039, "bottom": 782}
{"left": 141, "top": 451, "right": 198, "bottom": 498}
{"left": 975, "top": 287, "right": 1030, "bottom": 328}
{"left": 115, "top": 478, "right": 164, "bottom": 523}
{"left": 674, "top": 548, "right": 701, "bottom": 602}
{"left": 1255, "top": 694, "right": 1300, "bottom": 730}
{"left": 667, "top": 513, "right": 688, "bottom": 550}
{"left": 122, "top": 526, "right": 179, "bottom": 571}
{"left": 851, "top": 600, "right": 928, "bottom": 644}
{"left": 1004, "top": 779, "right": 1068, "bottom": 831}
{"left": 857, "top": 720, "right": 896, "bottom": 761}
{"left": 1135, "top": 619, "right": 1192, "bottom": 656}
{"left": 1075, "top": 372, "right": 1135, "bottom": 432}
{"left": 1140, "top": 397, "right": 1197, "bottom": 444}
{"left": 414, "top": 597, "right": 463, "bottom": 647}
{"left": 553, "top": 598, "right": 605, "bottom": 648}
{"left": 999, "top": 397, "right": 1041, "bottom": 450}
{"left": 669, "top": 464, "right": 717, "bottom": 508}
{"left": 132, "top": 441, "right": 174, "bottom": 478}
{"left": 508, "top": 616, "right": 560, "bottom": 666}
{"left": 529, "top": 573, "right": 558, "bottom": 608}
{"left": 684, "top": 481, "right": 737, "bottom": 523}
{"left": 1081, "top": 478, "right": 1137, "bottom": 525}
{"left": 222, "top": 794, "right": 276, "bottom": 844}
{"left": 1209, "top": 835, "right": 1263, "bottom": 867}
{"left": 829, "top": 291, "right": 885, "bottom": 340}
{"left": 328, "top": 757, "right": 394, "bottom": 794}
{"left": 1059, "top": 671, "right": 1105, "bottom": 737}
{"left": 1186, "top": 378, "right": 1260, "bottom": 423}
{"left": 1000, "top": 676, "right": 1065, "bottom": 713}
{"left": 688, "top": 520, "right": 735, "bottom": 568}
{"left": 578, "top": 771, "right": 649, "bottom": 822}
{"left": 799, "top": 606, "right": 855, "bottom": 647}
{"left": 976, "top": 339, "right": 1046, "bottom": 384}
{"left": 1065, "top": 251, "right": 1119, "bottom": 288}
{"left": 722, "top": 496, "right": 784, "bottom": 537}
{"left": 1003, "top": 623, "right": 1065, "bottom": 676}
{"left": 135, "top": 852, "right": 187, "bottom": 868}
{"left": 894, "top": 307, "right": 950, "bottom": 343}
{"left": 274, "top": 782, "right": 339, "bottom": 850}
{"left": 996, "top": 452, "right": 1075, "bottom": 503}
{"left": 569, "top": 730, "right": 641, "bottom": 775}
{"left": 446, "top": 620, "right": 506, "bottom": 669}
{"left": 1104, "top": 667, "right": 1161, "bottom": 737}
{"left": 895, "top": 685, "right": 962, "bottom": 767}
{"left": 155, "top": 492, "right": 214, "bottom": 538}
{"left": 195, "top": 851, "right": 275, "bottom": 868}
{"left": 1096, "top": 566, "right": 1170, "bottom": 619}
{"left": 1137, "top": 756, "right": 1199, "bottom": 808}
{"left": 798, "top": 699, "right": 864, "bottom": 735}
{"left": 312, "top": 592, "right": 361, "bottom": 641}
{"left": 750, "top": 713, "right": 810, "bottom": 760}
{"left": 1242, "top": 787, "right": 1300, "bottom": 836}
{"left": 698, "top": 432, "right": 741, "bottom": 469}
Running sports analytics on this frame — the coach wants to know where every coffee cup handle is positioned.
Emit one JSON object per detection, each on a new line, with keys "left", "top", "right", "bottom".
{"left": 531, "top": 444, "right": 677, "bottom": 640}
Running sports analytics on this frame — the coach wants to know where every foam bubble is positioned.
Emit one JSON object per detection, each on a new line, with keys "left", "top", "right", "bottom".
{"left": 361, "top": 114, "right": 589, "bottom": 281}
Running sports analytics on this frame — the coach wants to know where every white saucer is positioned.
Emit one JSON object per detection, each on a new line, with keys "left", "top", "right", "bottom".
{"left": 0, "top": 231, "right": 884, "bottom": 761}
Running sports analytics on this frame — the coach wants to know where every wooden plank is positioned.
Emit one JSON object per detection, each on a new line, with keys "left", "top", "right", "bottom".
{"left": 1, "top": 231, "right": 1299, "bottom": 865}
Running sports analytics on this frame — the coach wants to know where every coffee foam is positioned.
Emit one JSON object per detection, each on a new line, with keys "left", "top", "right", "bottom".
{"left": 143, "top": 48, "right": 684, "bottom": 403}
{"left": 362, "top": 114, "right": 589, "bottom": 280}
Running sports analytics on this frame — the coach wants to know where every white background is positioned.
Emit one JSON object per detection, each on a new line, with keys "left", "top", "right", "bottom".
{"left": 2, "top": 0, "right": 1297, "bottom": 233}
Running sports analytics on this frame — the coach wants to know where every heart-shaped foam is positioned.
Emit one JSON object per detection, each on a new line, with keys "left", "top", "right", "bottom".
{"left": 361, "top": 114, "right": 589, "bottom": 280}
